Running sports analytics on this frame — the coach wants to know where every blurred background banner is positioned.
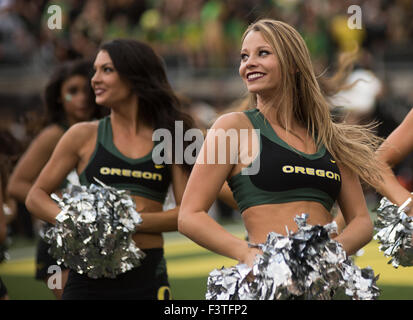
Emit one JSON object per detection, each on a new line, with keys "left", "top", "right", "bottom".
{"left": 1, "top": 0, "right": 413, "bottom": 300}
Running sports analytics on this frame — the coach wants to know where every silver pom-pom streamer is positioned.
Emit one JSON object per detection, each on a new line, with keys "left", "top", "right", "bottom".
{"left": 206, "top": 214, "right": 380, "bottom": 300}
{"left": 0, "top": 238, "right": 10, "bottom": 264}
{"left": 374, "top": 196, "right": 413, "bottom": 268}
{"left": 42, "top": 178, "right": 146, "bottom": 279}
{"left": 0, "top": 204, "right": 12, "bottom": 264}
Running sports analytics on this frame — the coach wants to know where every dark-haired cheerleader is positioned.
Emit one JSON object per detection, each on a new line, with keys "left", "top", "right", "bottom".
{"left": 1, "top": 130, "right": 23, "bottom": 300}
{"left": 8, "top": 59, "right": 104, "bottom": 299}
{"left": 26, "top": 39, "right": 196, "bottom": 300}
{"left": 0, "top": 175, "right": 9, "bottom": 300}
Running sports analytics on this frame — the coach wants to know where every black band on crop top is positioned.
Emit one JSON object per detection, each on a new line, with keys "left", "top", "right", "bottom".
{"left": 78, "top": 116, "right": 171, "bottom": 203}
{"left": 227, "top": 108, "right": 342, "bottom": 213}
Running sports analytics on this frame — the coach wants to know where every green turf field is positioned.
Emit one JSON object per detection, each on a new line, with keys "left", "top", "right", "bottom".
{"left": 1, "top": 222, "right": 413, "bottom": 300}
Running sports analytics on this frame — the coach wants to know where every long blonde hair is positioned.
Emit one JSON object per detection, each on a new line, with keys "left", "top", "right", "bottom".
{"left": 241, "top": 19, "right": 383, "bottom": 187}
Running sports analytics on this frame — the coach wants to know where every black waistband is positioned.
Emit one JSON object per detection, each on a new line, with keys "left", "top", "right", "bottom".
{"left": 62, "top": 248, "right": 169, "bottom": 299}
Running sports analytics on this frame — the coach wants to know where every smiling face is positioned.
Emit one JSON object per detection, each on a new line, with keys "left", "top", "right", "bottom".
{"left": 91, "top": 50, "right": 134, "bottom": 108}
{"left": 60, "top": 75, "right": 95, "bottom": 124}
{"left": 239, "top": 31, "right": 280, "bottom": 97}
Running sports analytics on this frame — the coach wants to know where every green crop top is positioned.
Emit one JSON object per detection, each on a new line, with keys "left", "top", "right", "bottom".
{"left": 78, "top": 116, "right": 171, "bottom": 203}
{"left": 227, "top": 108, "right": 342, "bottom": 213}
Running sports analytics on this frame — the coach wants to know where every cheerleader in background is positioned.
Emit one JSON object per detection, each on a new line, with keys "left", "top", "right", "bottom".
{"left": 375, "top": 108, "right": 413, "bottom": 213}
{"left": 1, "top": 130, "right": 23, "bottom": 300}
{"left": 25, "top": 39, "right": 196, "bottom": 300}
{"left": 7, "top": 59, "right": 105, "bottom": 299}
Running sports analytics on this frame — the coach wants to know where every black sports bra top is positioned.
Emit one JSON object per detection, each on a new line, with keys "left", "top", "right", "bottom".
{"left": 227, "top": 108, "right": 342, "bottom": 213}
{"left": 79, "top": 116, "right": 171, "bottom": 203}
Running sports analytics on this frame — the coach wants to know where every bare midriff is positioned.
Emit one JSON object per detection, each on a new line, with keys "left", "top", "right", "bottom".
{"left": 242, "top": 201, "right": 334, "bottom": 245}
{"left": 131, "top": 194, "right": 164, "bottom": 249}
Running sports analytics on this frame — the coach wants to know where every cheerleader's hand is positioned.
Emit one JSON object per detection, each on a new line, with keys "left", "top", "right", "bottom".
{"left": 398, "top": 196, "right": 412, "bottom": 216}
{"left": 239, "top": 245, "right": 261, "bottom": 282}
{"left": 239, "top": 244, "right": 262, "bottom": 267}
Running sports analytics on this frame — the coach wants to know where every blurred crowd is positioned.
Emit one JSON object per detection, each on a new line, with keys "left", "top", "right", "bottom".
{"left": 0, "top": 0, "right": 412, "bottom": 69}
{"left": 0, "top": 0, "right": 413, "bottom": 238}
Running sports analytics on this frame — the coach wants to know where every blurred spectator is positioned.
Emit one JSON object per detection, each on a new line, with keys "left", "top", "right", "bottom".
{"left": 0, "top": 0, "right": 411, "bottom": 71}
{"left": 329, "top": 1, "right": 366, "bottom": 54}
{"left": 0, "top": 0, "right": 38, "bottom": 66}
{"left": 69, "top": 0, "right": 105, "bottom": 59}
{"left": 329, "top": 59, "right": 383, "bottom": 124}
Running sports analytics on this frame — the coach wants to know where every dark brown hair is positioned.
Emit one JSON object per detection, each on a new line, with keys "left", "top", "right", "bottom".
{"left": 100, "top": 39, "right": 197, "bottom": 171}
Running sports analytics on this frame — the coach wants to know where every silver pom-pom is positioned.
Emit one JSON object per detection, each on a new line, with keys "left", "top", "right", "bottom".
{"left": 1, "top": 204, "right": 12, "bottom": 264}
{"left": 0, "top": 238, "right": 10, "bottom": 264}
{"left": 42, "top": 178, "right": 146, "bottom": 279}
{"left": 374, "top": 196, "right": 413, "bottom": 268}
{"left": 206, "top": 214, "right": 380, "bottom": 300}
